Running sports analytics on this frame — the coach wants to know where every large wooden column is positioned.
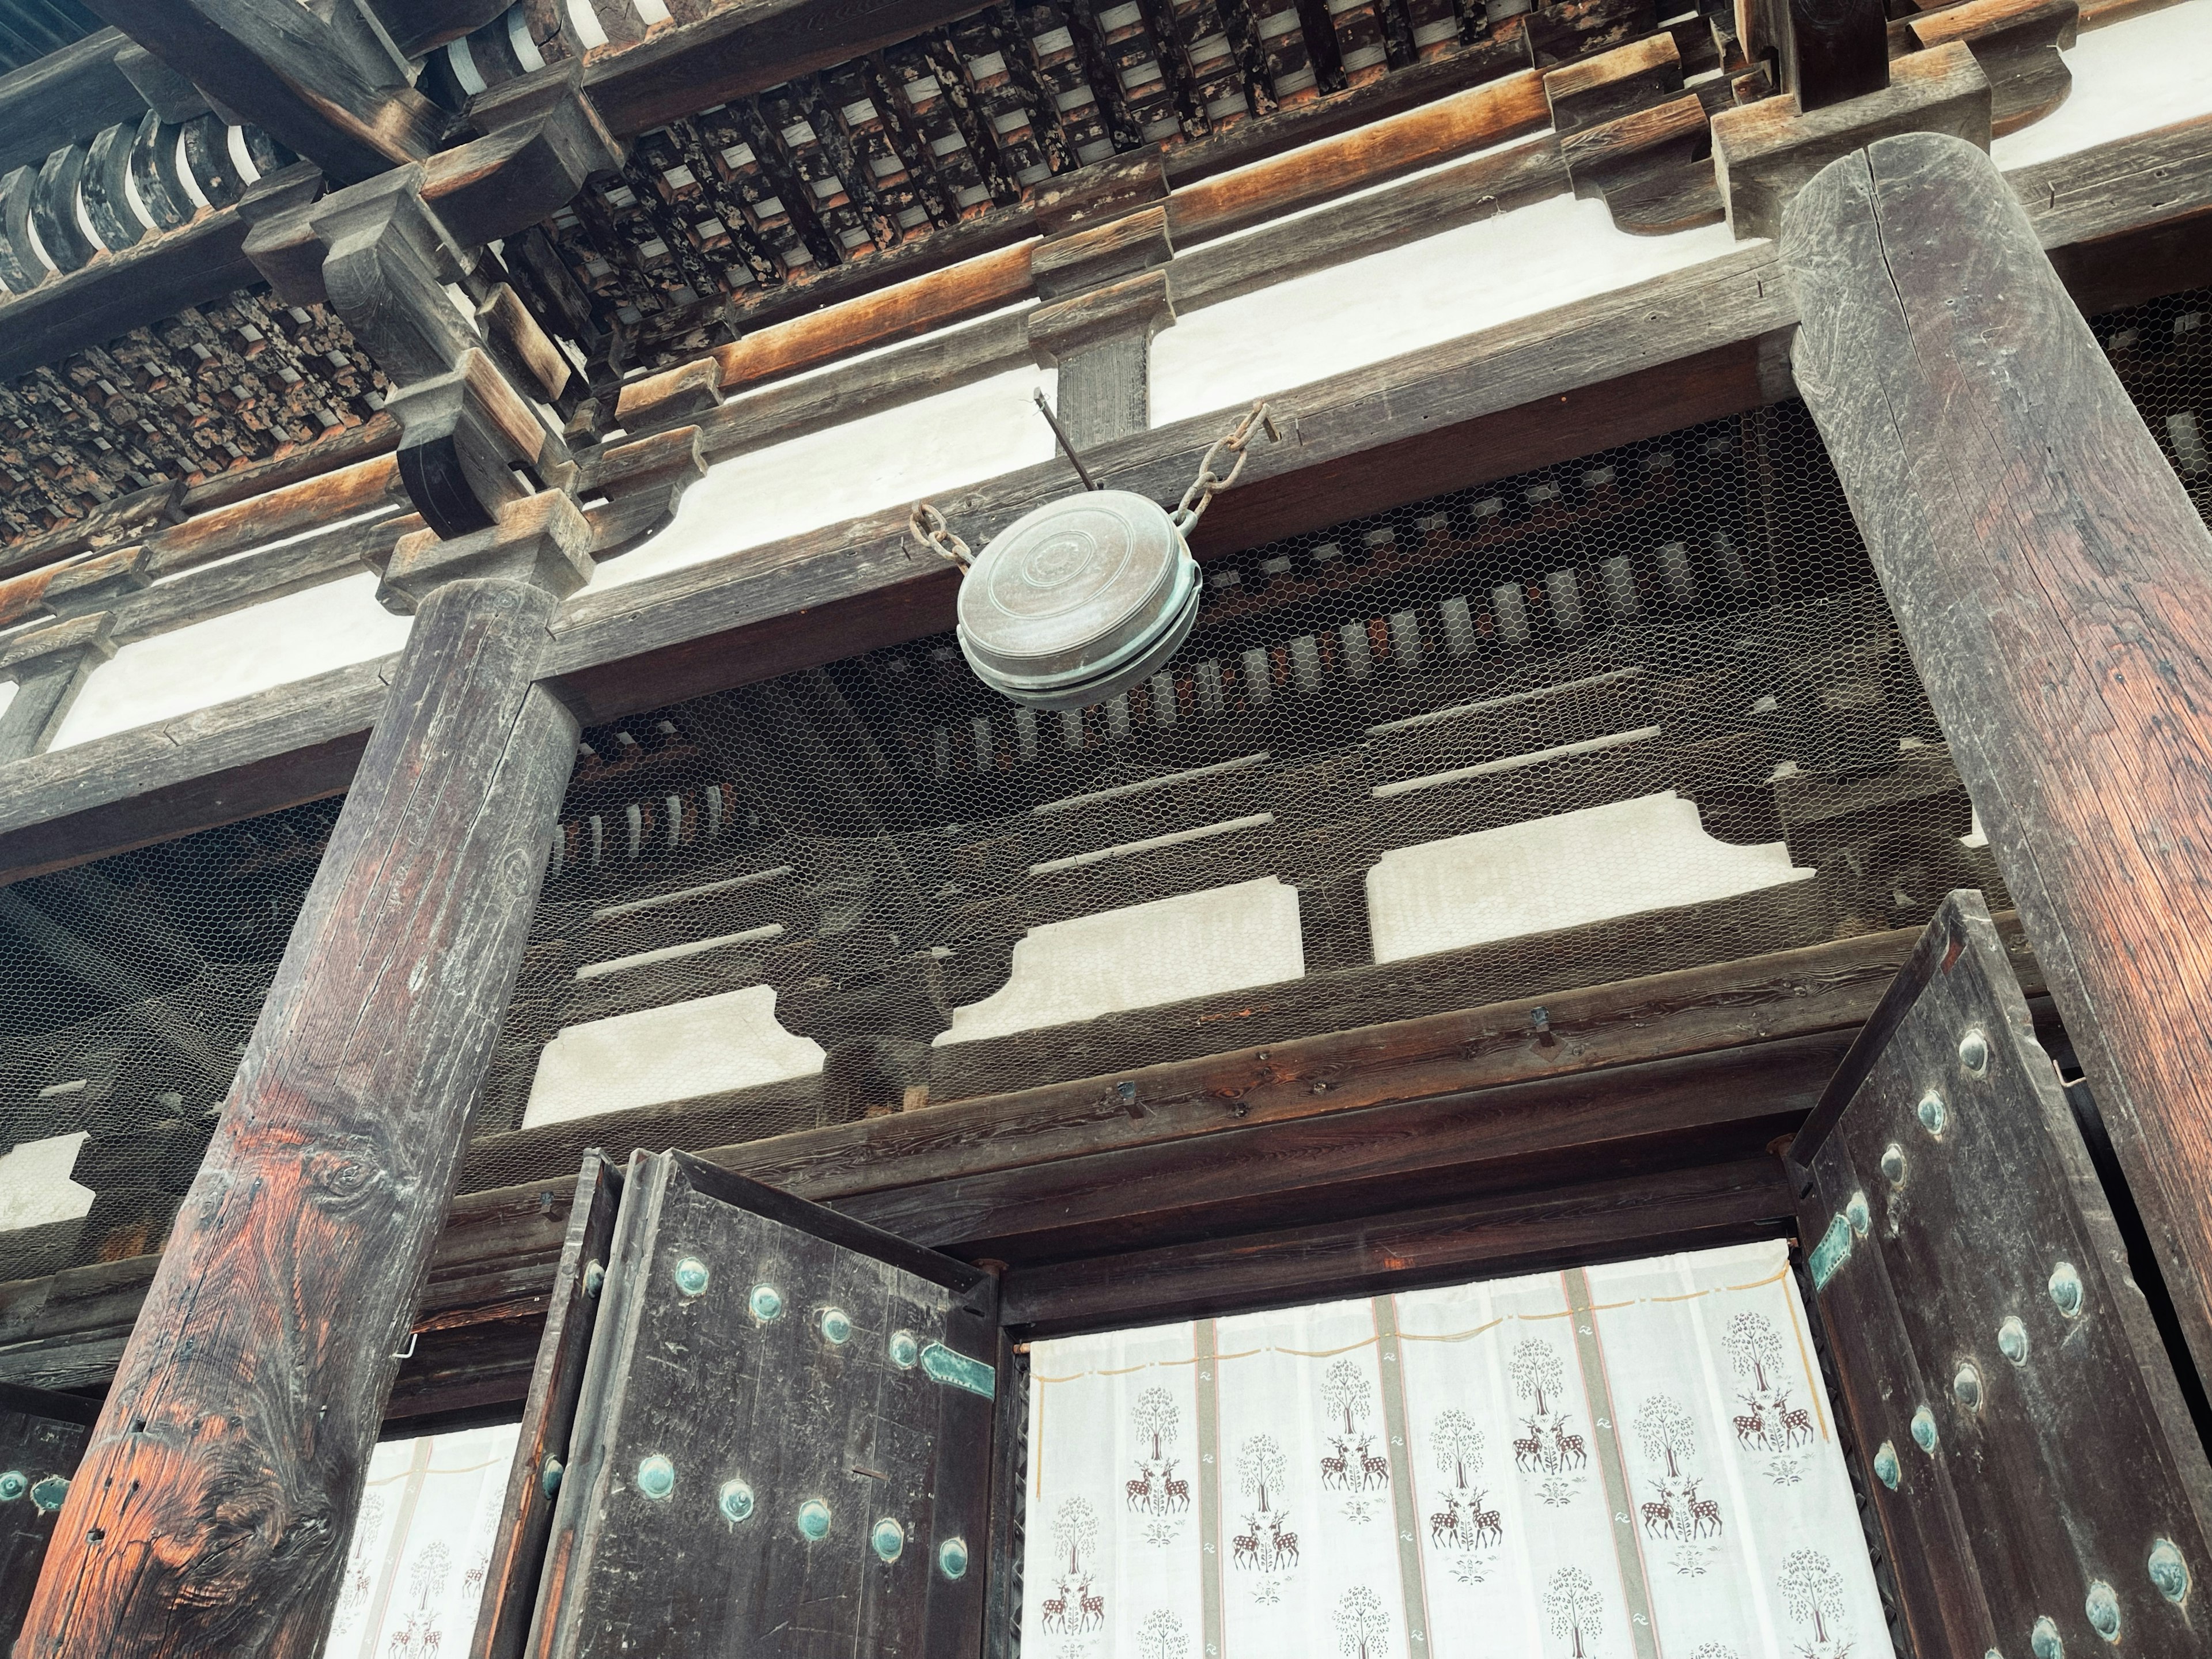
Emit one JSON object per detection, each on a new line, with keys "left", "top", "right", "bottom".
{"left": 15, "top": 528, "right": 584, "bottom": 1655}
{"left": 1779, "top": 130, "right": 2212, "bottom": 1378}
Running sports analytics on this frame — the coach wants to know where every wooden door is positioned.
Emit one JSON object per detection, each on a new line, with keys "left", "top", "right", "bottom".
{"left": 1789, "top": 891, "right": 2212, "bottom": 1657}
{"left": 0, "top": 1384, "right": 94, "bottom": 1649}
{"left": 524, "top": 1149, "right": 1001, "bottom": 1659}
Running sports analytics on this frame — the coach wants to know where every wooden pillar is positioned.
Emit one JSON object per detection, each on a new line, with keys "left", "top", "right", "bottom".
{"left": 14, "top": 517, "right": 587, "bottom": 1656}
{"left": 1778, "top": 130, "right": 2212, "bottom": 1380}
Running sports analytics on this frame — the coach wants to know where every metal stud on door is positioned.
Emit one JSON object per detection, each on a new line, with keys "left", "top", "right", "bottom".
{"left": 1788, "top": 892, "right": 2212, "bottom": 1658}
{"left": 524, "top": 1150, "right": 1000, "bottom": 1657}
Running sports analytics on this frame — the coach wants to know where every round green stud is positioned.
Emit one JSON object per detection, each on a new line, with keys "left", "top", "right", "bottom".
{"left": 938, "top": 1536, "right": 970, "bottom": 1580}
{"left": 2149, "top": 1538, "right": 2189, "bottom": 1605}
{"left": 1998, "top": 1316, "right": 2029, "bottom": 1365}
{"left": 719, "top": 1479, "right": 755, "bottom": 1524}
{"left": 28, "top": 1476, "right": 66, "bottom": 1513}
{"left": 2050, "top": 1260, "right": 2085, "bottom": 1318}
{"left": 2085, "top": 1581, "right": 2120, "bottom": 1643}
{"left": 871, "top": 1517, "right": 906, "bottom": 1563}
{"left": 797, "top": 1499, "right": 832, "bottom": 1541}
{"left": 636, "top": 1455, "right": 676, "bottom": 1499}
{"left": 1910, "top": 1406, "right": 1939, "bottom": 1455}
{"left": 1959, "top": 1028, "right": 1990, "bottom": 1075}
{"left": 673, "top": 1256, "right": 710, "bottom": 1297}
{"left": 2031, "top": 1616, "right": 2064, "bottom": 1659}
{"left": 821, "top": 1306, "right": 853, "bottom": 1344}
{"left": 0, "top": 1471, "right": 25, "bottom": 1502}
{"left": 889, "top": 1330, "right": 920, "bottom": 1369}
{"left": 1846, "top": 1190, "right": 1871, "bottom": 1238}
{"left": 1917, "top": 1091, "right": 1948, "bottom": 1137}
{"left": 749, "top": 1283, "right": 784, "bottom": 1322}
{"left": 1880, "top": 1143, "right": 1907, "bottom": 1185}
{"left": 1953, "top": 1361, "right": 1983, "bottom": 1412}
{"left": 540, "top": 1456, "right": 563, "bottom": 1498}
{"left": 582, "top": 1260, "right": 605, "bottom": 1297}
{"left": 1872, "top": 1441, "right": 1900, "bottom": 1491}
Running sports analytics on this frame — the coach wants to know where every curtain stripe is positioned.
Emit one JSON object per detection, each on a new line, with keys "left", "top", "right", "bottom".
{"left": 1372, "top": 1293, "right": 1434, "bottom": 1653}
{"left": 1566, "top": 1266, "right": 1661, "bottom": 1659}
{"left": 1196, "top": 1317, "right": 1226, "bottom": 1657}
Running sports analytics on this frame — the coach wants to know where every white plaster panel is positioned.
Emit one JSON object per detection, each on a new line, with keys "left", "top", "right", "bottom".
{"left": 587, "top": 365, "right": 1060, "bottom": 593}
{"left": 1993, "top": 0, "right": 2212, "bottom": 171}
{"left": 937, "top": 876, "right": 1304, "bottom": 1045}
{"left": 1149, "top": 195, "right": 1745, "bottom": 429}
{"left": 0, "top": 679, "right": 17, "bottom": 724}
{"left": 0, "top": 1131, "right": 94, "bottom": 1231}
{"left": 48, "top": 570, "right": 411, "bottom": 751}
{"left": 1366, "top": 790, "right": 1813, "bottom": 963}
{"left": 522, "top": 982, "right": 825, "bottom": 1128}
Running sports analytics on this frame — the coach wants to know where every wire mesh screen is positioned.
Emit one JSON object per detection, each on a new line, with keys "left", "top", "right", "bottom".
{"left": 4, "top": 286, "right": 2207, "bottom": 1281}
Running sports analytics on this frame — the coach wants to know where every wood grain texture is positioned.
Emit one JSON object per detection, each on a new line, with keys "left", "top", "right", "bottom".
{"left": 1781, "top": 128, "right": 2212, "bottom": 1389}
{"left": 1789, "top": 893, "right": 2212, "bottom": 1657}
{"left": 14, "top": 575, "right": 579, "bottom": 1659}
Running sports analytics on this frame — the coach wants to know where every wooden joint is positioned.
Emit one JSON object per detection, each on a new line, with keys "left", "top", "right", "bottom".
{"left": 1031, "top": 151, "right": 1170, "bottom": 237}
{"left": 613, "top": 358, "right": 724, "bottom": 438}
{"left": 377, "top": 489, "right": 594, "bottom": 612}
{"left": 1560, "top": 93, "right": 1725, "bottom": 235}
{"left": 423, "top": 63, "right": 626, "bottom": 246}
{"left": 1711, "top": 40, "right": 1990, "bottom": 240}
{"left": 581, "top": 426, "right": 711, "bottom": 556}
{"left": 1031, "top": 204, "right": 1175, "bottom": 302}
{"left": 478, "top": 283, "right": 572, "bottom": 403}
{"left": 312, "top": 167, "right": 479, "bottom": 381}
{"left": 238, "top": 161, "right": 331, "bottom": 306}
{"left": 41, "top": 546, "right": 154, "bottom": 620}
{"left": 389, "top": 349, "right": 561, "bottom": 540}
{"left": 0, "top": 611, "right": 116, "bottom": 679}
{"left": 1740, "top": 0, "right": 1891, "bottom": 112}
{"left": 1906, "top": 0, "right": 2078, "bottom": 138}
{"left": 1028, "top": 268, "right": 1176, "bottom": 367}
{"left": 1544, "top": 32, "right": 1686, "bottom": 134}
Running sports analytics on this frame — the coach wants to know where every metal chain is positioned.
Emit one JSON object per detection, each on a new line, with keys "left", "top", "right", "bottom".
{"left": 907, "top": 499, "right": 971, "bottom": 569}
{"left": 910, "top": 397, "right": 1278, "bottom": 569}
{"left": 1173, "top": 399, "right": 1278, "bottom": 532}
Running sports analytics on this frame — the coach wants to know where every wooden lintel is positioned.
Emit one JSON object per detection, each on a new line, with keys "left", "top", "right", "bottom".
{"left": 0, "top": 113, "right": 2206, "bottom": 884}
{"left": 0, "top": 28, "right": 147, "bottom": 177}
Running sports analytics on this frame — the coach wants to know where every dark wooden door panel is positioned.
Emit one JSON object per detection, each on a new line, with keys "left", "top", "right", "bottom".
{"left": 1790, "top": 892, "right": 2212, "bottom": 1657}
{"left": 527, "top": 1150, "right": 999, "bottom": 1659}
{"left": 0, "top": 1385, "right": 93, "bottom": 1652}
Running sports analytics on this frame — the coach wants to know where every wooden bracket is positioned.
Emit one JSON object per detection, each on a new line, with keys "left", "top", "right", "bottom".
{"left": 613, "top": 358, "right": 725, "bottom": 440}
{"left": 376, "top": 488, "right": 595, "bottom": 613}
{"left": 421, "top": 63, "right": 625, "bottom": 247}
{"left": 40, "top": 547, "right": 154, "bottom": 620}
{"left": 1547, "top": 36, "right": 1724, "bottom": 234}
{"left": 388, "top": 349, "right": 567, "bottom": 540}
{"left": 1028, "top": 267, "right": 1176, "bottom": 366}
{"left": 581, "top": 426, "right": 712, "bottom": 556}
{"left": 1711, "top": 40, "right": 1990, "bottom": 240}
{"left": 1031, "top": 151, "right": 1170, "bottom": 237}
{"left": 308, "top": 167, "right": 479, "bottom": 382}
{"left": 1031, "top": 203, "right": 1174, "bottom": 301}
{"left": 1740, "top": 0, "right": 1891, "bottom": 113}
{"left": 0, "top": 612, "right": 117, "bottom": 762}
{"left": 478, "top": 283, "right": 573, "bottom": 404}
{"left": 1906, "top": 0, "right": 2078, "bottom": 138}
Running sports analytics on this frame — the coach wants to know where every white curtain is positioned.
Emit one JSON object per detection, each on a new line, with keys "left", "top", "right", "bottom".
{"left": 1022, "top": 1240, "right": 1892, "bottom": 1659}
{"left": 323, "top": 1422, "right": 518, "bottom": 1659}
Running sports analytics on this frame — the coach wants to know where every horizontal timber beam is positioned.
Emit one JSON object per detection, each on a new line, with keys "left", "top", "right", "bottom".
{"left": 0, "top": 112, "right": 2207, "bottom": 884}
{"left": 0, "top": 920, "right": 2045, "bottom": 1404}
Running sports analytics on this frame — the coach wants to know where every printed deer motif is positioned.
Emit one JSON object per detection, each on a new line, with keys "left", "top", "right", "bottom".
{"left": 1162, "top": 1459, "right": 1191, "bottom": 1512}
{"left": 1126, "top": 1472, "right": 1154, "bottom": 1511}
{"left": 1468, "top": 1501, "right": 1503, "bottom": 1548}
{"left": 1685, "top": 1479, "right": 1723, "bottom": 1539}
{"left": 1513, "top": 1425, "right": 1545, "bottom": 1471}
{"left": 1080, "top": 1592, "right": 1105, "bottom": 1630}
{"left": 1430, "top": 1508, "right": 1460, "bottom": 1547}
{"left": 1554, "top": 1431, "right": 1588, "bottom": 1469}
{"left": 1232, "top": 1526, "right": 1260, "bottom": 1569}
{"left": 1733, "top": 1395, "right": 1770, "bottom": 1450}
{"left": 1320, "top": 1437, "right": 1350, "bottom": 1490}
{"left": 1779, "top": 1403, "right": 1815, "bottom": 1448}
{"left": 1361, "top": 1448, "right": 1392, "bottom": 1490}
{"left": 1641, "top": 1494, "right": 1675, "bottom": 1539}
{"left": 1272, "top": 1528, "right": 1299, "bottom": 1566}
{"left": 1041, "top": 1596, "right": 1068, "bottom": 1633}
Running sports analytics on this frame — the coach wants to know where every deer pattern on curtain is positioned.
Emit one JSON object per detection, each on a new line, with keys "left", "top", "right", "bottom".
{"left": 1021, "top": 1241, "right": 1895, "bottom": 1659}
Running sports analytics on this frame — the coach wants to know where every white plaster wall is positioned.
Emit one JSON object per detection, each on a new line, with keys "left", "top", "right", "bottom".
{"left": 0, "top": 678, "right": 17, "bottom": 725}
{"left": 522, "top": 982, "right": 824, "bottom": 1128}
{"left": 938, "top": 876, "right": 1304, "bottom": 1044}
{"left": 48, "top": 570, "right": 411, "bottom": 751}
{"left": 1993, "top": 0, "right": 2212, "bottom": 171}
{"left": 1366, "top": 791, "right": 1814, "bottom": 963}
{"left": 1150, "top": 195, "right": 1744, "bottom": 429}
{"left": 587, "top": 364, "right": 1060, "bottom": 593}
{"left": 0, "top": 1131, "right": 94, "bottom": 1231}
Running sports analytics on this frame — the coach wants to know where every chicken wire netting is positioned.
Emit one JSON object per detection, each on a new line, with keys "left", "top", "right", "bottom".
{"left": 3, "top": 286, "right": 2207, "bottom": 1281}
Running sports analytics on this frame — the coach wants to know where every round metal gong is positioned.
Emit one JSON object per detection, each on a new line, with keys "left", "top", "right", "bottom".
{"left": 956, "top": 489, "right": 1200, "bottom": 710}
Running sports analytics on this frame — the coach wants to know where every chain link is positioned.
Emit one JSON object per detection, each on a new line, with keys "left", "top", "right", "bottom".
{"left": 907, "top": 499, "right": 971, "bottom": 569}
{"left": 1173, "top": 399, "right": 1278, "bottom": 533}
{"left": 910, "top": 398, "right": 1279, "bottom": 569}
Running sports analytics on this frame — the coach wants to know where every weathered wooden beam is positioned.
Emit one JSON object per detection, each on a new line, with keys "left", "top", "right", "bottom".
{"left": 13, "top": 527, "right": 584, "bottom": 1656}
{"left": 83, "top": 0, "right": 445, "bottom": 182}
{"left": 0, "top": 207, "right": 256, "bottom": 381}
{"left": 0, "top": 113, "right": 2207, "bottom": 884}
{"left": 0, "top": 28, "right": 145, "bottom": 176}
{"left": 1778, "top": 129, "right": 2212, "bottom": 1389}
